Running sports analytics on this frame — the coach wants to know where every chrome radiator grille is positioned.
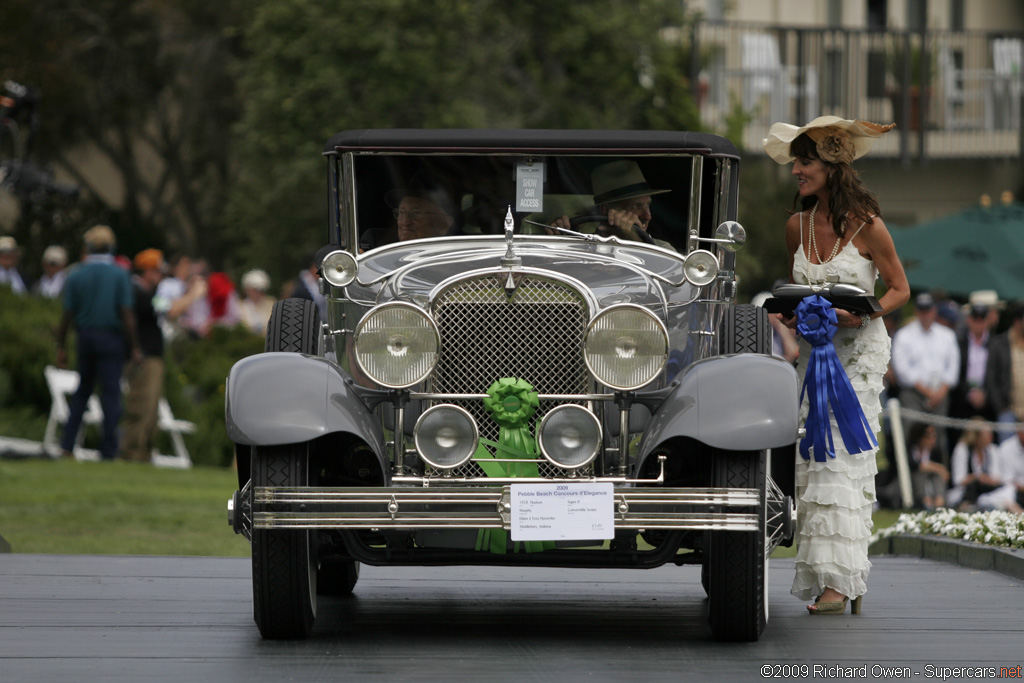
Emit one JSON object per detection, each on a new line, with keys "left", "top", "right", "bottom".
{"left": 430, "top": 274, "right": 590, "bottom": 477}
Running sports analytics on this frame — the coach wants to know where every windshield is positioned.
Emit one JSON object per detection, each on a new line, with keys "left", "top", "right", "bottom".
{"left": 348, "top": 153, "right": 695, "bottom": 252}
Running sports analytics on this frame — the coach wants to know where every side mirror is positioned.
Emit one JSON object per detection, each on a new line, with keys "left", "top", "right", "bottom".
{"left": 714, "top": 221, "right": 746, "bottom": 252}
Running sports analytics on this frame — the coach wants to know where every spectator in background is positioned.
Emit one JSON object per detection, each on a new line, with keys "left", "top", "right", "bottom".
{"left": 936, "top": 298, "right": 960, "bottom": 330}
{"left": 289, "top": 251, "right": 328, "bottom": 321}
{"left": 892, "top": 292, "right": 960, "bottom": 463}
{"left": 154, "top": 255, "right": 207, "bottom": 341}
{"left": 969, "top": 289, "right": 1002, "bottom": 332}
{"left": 239, "top": 269, "right": 276, "bottom": 337}
{"left": 155, "top": 254, "right": 191, "bottom": 305}
{"left": 120, "top": 249, "right": 166, "bottom": 463}
{"left": 55, "top": 225, "right": 139, "bottom": 461}
{"left": 177, "top": 259, "right": 212, "bottom": 337}
{"left": 906, "top": 422, "right": 949, "bottom": 510}
{"left": 33, "top": 245, "right": 68, "bottom": 299}
{"left": 0, "top": 235, "right": 29, "bottom": 294}
{"left": 947, "top": 418, "right": 1015, "bottom": 511}
{"left": 949, "top": 301, "right": 995, "bottom": 450}
{"left": 201, "top": 271, "right": 241, "bottom": 335}
{"left": 993, "top": 427, "right": 1024, "bottom": 513}
{"left": 986, "top": 302, "right": 1024, "bottom": 443}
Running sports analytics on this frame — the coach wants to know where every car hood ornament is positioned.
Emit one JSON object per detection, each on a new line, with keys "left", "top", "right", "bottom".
{"left": 500, "top": 206, "right": 521, "bottom": 269}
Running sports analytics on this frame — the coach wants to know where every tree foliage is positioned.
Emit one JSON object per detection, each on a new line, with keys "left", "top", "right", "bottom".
{"left": 3, "top": 0, "right": 709, "bottom": 288}
{"left": 226, "top": 0, "right": 702, "bottom": 283}
{"left": 0, "top": 0, "right": 244, "bottom": 262}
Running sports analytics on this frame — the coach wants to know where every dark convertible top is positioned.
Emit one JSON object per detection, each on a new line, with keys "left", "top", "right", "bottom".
{"left": 324, "top": 129, "right": 740, "bottom": 159}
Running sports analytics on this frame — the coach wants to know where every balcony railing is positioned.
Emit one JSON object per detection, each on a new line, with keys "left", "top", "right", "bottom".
{"left": 690, "top": 21, "right": 1024, "bottom": 161}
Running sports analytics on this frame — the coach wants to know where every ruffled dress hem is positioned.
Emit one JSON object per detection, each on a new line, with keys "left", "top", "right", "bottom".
{"left": 790, "top": 223, "right": 888, "bottom": 603}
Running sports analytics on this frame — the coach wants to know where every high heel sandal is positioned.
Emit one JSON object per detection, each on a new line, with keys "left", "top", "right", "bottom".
{"left": 808, "top": 594, "right": 862, "bottom": 615}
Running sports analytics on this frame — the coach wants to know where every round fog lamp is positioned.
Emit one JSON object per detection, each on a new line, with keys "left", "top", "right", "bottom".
{"left": 538, "top": 405, "right": 601, "bottom": 469}
{"left": 321, "top": 250, "right": 358, "bottom": 287}
{"left": 683, "top": 249, "right": 719, "bottom": 287}
{"left": 414, "top": 405, "right": 479, "bottom": 470}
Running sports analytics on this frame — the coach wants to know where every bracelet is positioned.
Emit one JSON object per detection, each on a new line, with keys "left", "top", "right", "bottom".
{"left": 859, "top": 314, "right": 871, "bottom": 330}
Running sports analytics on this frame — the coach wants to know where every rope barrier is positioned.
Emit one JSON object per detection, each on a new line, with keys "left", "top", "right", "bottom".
{"left": 891, "top": 406, "right": 1024, "bottom": 433}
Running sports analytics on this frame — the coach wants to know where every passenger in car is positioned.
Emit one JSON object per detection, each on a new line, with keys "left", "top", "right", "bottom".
{"left": 360, "top": 179, "right": 459, "bottom": 250}
{"left": 549, "top": 160, "right": 675, "bottom": 250}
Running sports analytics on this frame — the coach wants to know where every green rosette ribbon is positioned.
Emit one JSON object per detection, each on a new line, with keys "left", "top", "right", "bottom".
{"left": 473, "top": 378, "right": 554, "bottom": 554}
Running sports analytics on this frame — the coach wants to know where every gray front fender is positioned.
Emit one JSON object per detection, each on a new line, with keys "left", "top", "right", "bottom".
{"left": 226, "top": 352, "right": 383, "bottom": 456}
{"left": 640, "top": 353, "right": 800, "bottom": 454}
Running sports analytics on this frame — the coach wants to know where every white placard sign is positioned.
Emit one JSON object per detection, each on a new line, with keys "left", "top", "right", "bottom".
{"left": 515, "top": 161, "right": 544, "bottom": 213}
{"left": 510, "top": 482, "right": 614, "bottom": 541}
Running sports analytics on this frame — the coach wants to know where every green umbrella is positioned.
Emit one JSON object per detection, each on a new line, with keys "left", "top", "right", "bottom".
{"left": 890, "top": 202, "right": 1024, "bottom": 300}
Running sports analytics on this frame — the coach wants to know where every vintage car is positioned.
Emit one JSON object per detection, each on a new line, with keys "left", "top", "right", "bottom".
{"left": 226, "top": 129, "right": 800, "bottom": 642}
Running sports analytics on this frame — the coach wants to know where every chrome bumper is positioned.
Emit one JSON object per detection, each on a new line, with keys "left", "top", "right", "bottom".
{"left": 248, "top": 485, "right": 760, "bottom": 533}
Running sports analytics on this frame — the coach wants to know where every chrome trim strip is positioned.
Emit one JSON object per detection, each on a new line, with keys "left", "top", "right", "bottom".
{"left": 251, "top": 486, "right": 761, "bottom": 532}
{"left": 254, "top": 513, "right": 759, "bottom": 532}
{"left": 409, "top": 393, "right": 614, "bottom": 401}
{"left": 428, "top": 266, "right": 600, "bottom": 314}
{"left": 686, "top": 155, "right": 703, "bottom": 253}
{"left": 255, "top": 487, "right": 759, "bottom": 504}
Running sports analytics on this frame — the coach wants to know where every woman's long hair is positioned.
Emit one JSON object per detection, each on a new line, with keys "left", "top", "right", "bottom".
{"left": 789, "top": 133, "right": 882, "bottom": 237}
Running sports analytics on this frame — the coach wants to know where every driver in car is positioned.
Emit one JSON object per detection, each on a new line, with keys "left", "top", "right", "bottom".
{"left": 550, "top": 160, "right": 674, "bottom": 249}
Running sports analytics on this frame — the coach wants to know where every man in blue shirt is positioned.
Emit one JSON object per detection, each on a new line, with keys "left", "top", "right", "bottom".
{"left": 55, "top": 225, "right": 140, "bottom": 460}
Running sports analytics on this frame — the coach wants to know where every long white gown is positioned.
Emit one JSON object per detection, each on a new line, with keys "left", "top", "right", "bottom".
{"left": 790, "top": 214, "right": 890, "bottom": 601}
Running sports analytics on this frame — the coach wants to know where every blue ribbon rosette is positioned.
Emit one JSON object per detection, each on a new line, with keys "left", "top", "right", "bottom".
{"left": 796, "top": 295, "right": 878, "bottom": 462}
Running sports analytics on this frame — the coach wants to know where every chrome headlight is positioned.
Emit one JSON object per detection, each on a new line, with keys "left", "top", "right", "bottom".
{"left": 414, "top": 404, "right": 478, "bottom": 470}
{"left": 321, "top": 250, "right": 358, "bottom": 287}
{"left": 354, "top": 303, "right": 439, "bottom": 388}
{"left": 537, "top": 405, "right": 601, "bottom": 469}
{"left": 682, "top": 249, "right": 719, "bottom": 287}
{"left": 583, "top": 304, "right": 668, "bottom": 390}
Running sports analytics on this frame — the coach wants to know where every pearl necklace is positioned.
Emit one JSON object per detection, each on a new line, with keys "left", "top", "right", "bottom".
{"left": 808, "top": 201, "right": 843, "bottom": 264}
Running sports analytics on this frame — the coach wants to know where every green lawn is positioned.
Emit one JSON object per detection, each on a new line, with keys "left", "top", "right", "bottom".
{"left": 0, "top": 456, "right": 907, "bottom": 558}
{"left": 0, "top": 457, "right": 249, "bottom": 556}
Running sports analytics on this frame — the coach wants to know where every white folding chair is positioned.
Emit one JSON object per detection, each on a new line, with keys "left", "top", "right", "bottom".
{"left": 42, "top": 365, "right": 103, "bottom": 461}
{"left": 42, "top": 365, "right": 195, "bottom": 467}
{"left": 150, "top": 398, "right": 196, "bottom": 469}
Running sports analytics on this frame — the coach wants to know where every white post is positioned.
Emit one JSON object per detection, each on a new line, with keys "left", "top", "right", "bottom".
{"left": 886, "top": 398, "right": 914, "bottom": 509}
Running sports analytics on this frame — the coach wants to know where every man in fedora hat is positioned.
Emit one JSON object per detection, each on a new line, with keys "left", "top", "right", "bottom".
{"left": 551, "top": 160, "right": 673, "bottom": 248}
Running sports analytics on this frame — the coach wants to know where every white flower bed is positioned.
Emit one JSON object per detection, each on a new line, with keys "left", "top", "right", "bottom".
{"left": 872, "top": 509, "right": 1024, "bottom": 549}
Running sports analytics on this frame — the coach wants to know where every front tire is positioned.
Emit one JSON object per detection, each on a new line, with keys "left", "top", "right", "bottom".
{"left": 705, "top": 449, "right": 768, "bottom": 642}
{"left": 251, "top": 443, "right": 317, "bottom": 639}
{"left": 720, "top": 303, "right": 771, "bottom": 355}
{"left": 266, "top": 298, "right": 321, "bottom": 354}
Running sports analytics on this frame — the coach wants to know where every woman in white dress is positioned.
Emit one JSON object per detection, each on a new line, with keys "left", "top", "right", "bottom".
{"left": 764, "top": 117, "right": 911, "bottom": 615}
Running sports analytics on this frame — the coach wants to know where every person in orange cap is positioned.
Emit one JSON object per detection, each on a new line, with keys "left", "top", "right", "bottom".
{"left": 120, "top": 248, "right": 167, "bottom": 463}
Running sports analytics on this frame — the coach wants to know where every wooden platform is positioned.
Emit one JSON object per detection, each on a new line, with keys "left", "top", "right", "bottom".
{"left": 1, "top": 554, "right": 1021, "bottom": 681}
